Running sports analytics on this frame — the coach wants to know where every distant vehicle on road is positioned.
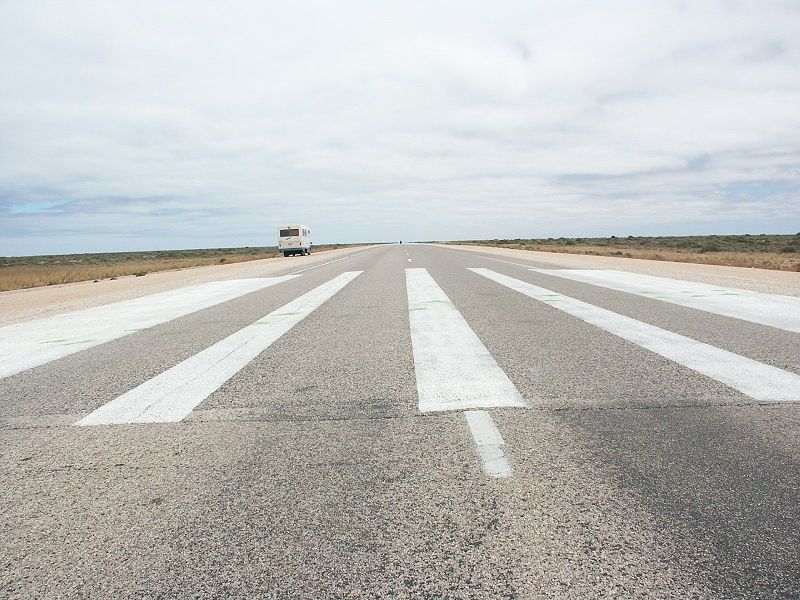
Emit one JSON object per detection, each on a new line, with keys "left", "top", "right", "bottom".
{"left": 278, "top": 225, "right": 312, "bottom": 257}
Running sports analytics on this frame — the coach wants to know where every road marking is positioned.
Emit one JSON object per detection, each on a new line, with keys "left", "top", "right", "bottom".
{"left": 438, "top": 245, "right": 537, "bottom": 269}
{"left": 0, "top": 276, "right": 299, "bottom": 380}
{"left": 464, "top": 410, "right": 512, "bottom": 478}
{"left": 405, "top": 268, "right": 526, "bottom": 412}
{"left": 290, "top": 254, "right": 350, "bottom": 275}
{"left": 288, "top": 245, "right": 380, "bottom": 275}
{"left": 470, "top": 268, "right": 800, "bottom": 402}
{"left": 531, "top": 269, "right": 800, "bottom": 333}
{"left": 75, "top": 271, "right": 362, "bottom": 425}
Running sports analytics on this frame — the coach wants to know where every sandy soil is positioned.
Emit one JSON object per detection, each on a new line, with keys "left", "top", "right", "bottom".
{"left": 0, "top": 246, "right": 368, "bottom": 327}
{"left": 443, "top": 244, "right": 800, "bottom": 297}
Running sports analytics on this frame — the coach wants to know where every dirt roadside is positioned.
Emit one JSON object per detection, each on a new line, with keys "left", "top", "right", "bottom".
{"left": 0, "top": 246, "right": 369, "bottom": 327}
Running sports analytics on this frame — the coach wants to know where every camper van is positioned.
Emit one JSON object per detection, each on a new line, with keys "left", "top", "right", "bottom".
{"left": 277, "top": 225, "right": 312, "bottom": 257}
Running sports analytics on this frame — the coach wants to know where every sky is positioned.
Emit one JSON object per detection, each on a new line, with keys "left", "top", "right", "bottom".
{"left": 1, "top": 1, "right": 799, "bottom": 255}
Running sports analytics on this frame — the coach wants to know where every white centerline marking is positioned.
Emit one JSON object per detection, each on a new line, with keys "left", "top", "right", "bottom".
{"left": 406, "top": 268, "right": 526, "bottom": 412}
{"left": 470, "top": 268, "right": 800, "bottom": 402}
{"left": 464, "top": 410, "right": 512, "bottom": 478}
{"left": 531, "top": 268, "right": 800, "bottom": 333}
{"left": 0, "top": 276, "right": 299, "bottom": 380}
{"left": 76, "top": 271, "right": 362, "bottom": 425}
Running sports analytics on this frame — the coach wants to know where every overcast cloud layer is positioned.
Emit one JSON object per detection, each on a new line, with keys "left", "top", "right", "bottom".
{"left": 1, "top": 1, "right": 799, "bottom": 254}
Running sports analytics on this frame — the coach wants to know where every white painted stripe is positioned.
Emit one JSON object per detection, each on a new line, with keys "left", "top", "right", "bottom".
{"left": 470, "top": 268, "right": 800, "bottom": 402}
{"left": 406, "top": 268, "right": 526, "bottom": 412}
{"left": 440, "top": 245, "right": 535, "bottom": 270}
{"left": 75, "top": 271, "right": 361, "bottom": 425}
{"left": 289, "top": 246, "right": 378, "bottom": 275}
{"left": 464, "top": 410, "right": 512, "bottom": 478}
{"left": 0, "top": 276, "right": 299, "bottom": 379}
{"left": 290, "top": 254, "right": 351, "bottom": 275}
{"left": 531, "top": 269, "right": 800, "bottom": 333}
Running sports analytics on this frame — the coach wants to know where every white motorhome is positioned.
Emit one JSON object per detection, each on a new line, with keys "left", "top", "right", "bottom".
{"left": 277, "top": 225, "right": 312, "bottom": 257}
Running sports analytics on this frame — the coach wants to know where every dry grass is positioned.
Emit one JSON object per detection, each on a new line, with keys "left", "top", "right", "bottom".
{"left": 0, "top": 256, "right": 263, "bottom": 292}
{"left": 447, "top": 234, "right": 800, "bottom": 272}
{"left": 0, "top": 245, "right": 352, "bottom": 292}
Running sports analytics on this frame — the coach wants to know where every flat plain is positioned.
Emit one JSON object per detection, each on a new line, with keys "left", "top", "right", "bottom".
{"left": 1, "top": 243, "right": 798, "bottom": 598}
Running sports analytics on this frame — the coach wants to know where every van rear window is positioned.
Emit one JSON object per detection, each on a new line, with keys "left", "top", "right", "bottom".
{"left": 280, "top": 229, "right": 299, "bottom": 237}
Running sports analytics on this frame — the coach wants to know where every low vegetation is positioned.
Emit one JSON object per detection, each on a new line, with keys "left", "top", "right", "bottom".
{"left": 0, "top": 244, "right": 353, "bottom": 292}
{"left": 447, "top": 234, "right": 800, "bottom": 272}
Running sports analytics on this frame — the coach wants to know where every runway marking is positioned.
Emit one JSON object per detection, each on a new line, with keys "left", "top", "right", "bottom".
{"left": 438, "top": 245, "right": 536, "bottom": 269}
{"left": 471, "top": 268, "right": 800, "bottom": 402}
{"left": 290, "top": 254, "right": 351, "bottom": 275}
{"left": 0, "top": 276, "right": 299, "bottom": 380}
{"left": 531, "top": 269, "right": 800, "bottom": 333}
{"left": 288, "top": 245, "right": 380, "bottom": 275}
{"left": 406, "top": 268, "right": 526, "bottom": 412}
{"left": 464, "top": 410, "right": 512, "bottom": 478}
{"left": 75, "top": 271, "right": 362, "bottom": 425}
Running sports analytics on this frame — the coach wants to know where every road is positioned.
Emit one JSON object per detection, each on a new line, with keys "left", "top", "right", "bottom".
{"left": 2, "top": 243, "right": 799, "bottom": 599}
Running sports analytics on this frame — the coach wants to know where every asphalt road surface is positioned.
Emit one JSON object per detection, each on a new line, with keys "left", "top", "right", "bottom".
{"left": 2, "top": 244, "right": 799, "bottom": 599}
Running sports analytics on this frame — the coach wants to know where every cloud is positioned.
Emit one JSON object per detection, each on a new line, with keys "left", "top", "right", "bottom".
{"left": 0, "top": 0, "right": 798, "bottom": 254}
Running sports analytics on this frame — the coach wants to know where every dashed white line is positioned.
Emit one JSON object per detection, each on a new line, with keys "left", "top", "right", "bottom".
{"left": 470, "top": 268, "right": 800, "bottom": 402}
{"left": 0, "top": 276, "right": 299, "bottom": 380}
{"left": 531, "top": 268, "right": 800, "bottom": 333}
{"left": 406, "top": 268, "right": 526, "bottom": 412}
{"left": 464, "top": 410, "right": 512, "bottom": 478}
{"left": 76, "top": 271, "right": 362, "bottom": 425}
